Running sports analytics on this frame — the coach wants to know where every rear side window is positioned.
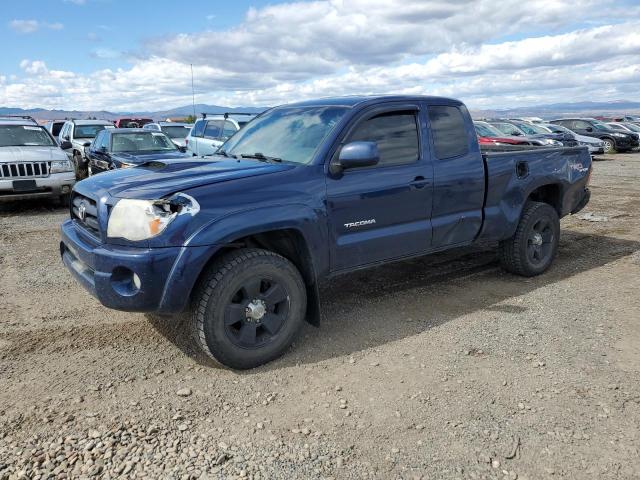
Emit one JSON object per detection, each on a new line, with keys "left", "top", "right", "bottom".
{"left": 348, "top": 111, "right": 419, "bottom": 167}
{"left": 222, "top": 120, "right": 237, "bottom": 138}
{"left": 192, "top": 119, "right": 206, "bottom": 137}
{"left": 204, "top": 120, "right": 223, "bottom": 139}
{"left": 428, "top": 105, "right": 469, "bottom": 159}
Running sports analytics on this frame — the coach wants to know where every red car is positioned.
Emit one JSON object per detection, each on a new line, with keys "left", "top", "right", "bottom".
{"left": 474, "top": 121, "right": 531, "bottom": 145}
{"left": 113, "top": 118, "right": 153, "bottom": 128}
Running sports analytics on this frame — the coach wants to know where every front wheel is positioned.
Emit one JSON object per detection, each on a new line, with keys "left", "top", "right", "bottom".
{"left": 191, "top": 248, "right": 307, "bottom": 369}
{"left": 73, "top": 152, "right": 88, "bottom": 180}
{"left": 602, "top": 137, "right": 615, "bottom": 154}
{"left": 498, "top": 201, "right": 560, "bottom": 277}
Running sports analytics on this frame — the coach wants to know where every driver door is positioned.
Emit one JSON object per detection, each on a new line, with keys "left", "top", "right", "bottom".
{"left": 325, "top": 104, "right": 434, "bottom": 272}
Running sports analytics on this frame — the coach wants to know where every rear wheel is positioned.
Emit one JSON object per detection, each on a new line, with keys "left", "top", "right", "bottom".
{"left": 191, "top": 248, "right": 307, "bottom": 369}
{"left": 602, "top": 137, "right": 615, "bottom": 154}
{"left": 499, "top": 201, "right": 560, "bottom": 277}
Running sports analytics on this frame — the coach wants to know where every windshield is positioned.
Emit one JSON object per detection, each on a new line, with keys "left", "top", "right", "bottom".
{"left": 161, "top": 125, "right": 191, "bottom": 139}
{"left": 111, "top": 132, "right": 178, "bottom": 153}
{"left": 622, "top": 123, "right": 640, "bottom": 133}
{"left": 223, "top": 106, "right": 349, "bottom": 164}
{"left": 545, "top": 124, "right": 567, "bottom": 134}
{"left": 74, "top": 124, "right": 112, "bottom": 139}
{"left": 493, "top": 123, "right": 525, "bottom": 136}
{"left": 474, "top": 122, "right": 504, "bottom": 137}
{"left": 514, "top": 122, "right": 547, "bottom": 135}
{"left": 0, "top": 125, "right": 56, "bottom": 147}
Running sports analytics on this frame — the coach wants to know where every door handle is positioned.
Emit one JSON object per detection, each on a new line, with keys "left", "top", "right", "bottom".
{"left": 410, "top": 176, "right": 430, "bottom": 189}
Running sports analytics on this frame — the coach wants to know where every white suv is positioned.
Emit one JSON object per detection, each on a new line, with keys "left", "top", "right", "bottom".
{"left": 186, "top": 113, "right": 255, "bottom": 156}
{"left": 0, "top": 115, "right": 75, "bottom": 204}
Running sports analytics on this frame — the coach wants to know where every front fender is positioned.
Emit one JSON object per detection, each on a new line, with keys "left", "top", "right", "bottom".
{"left": 186, "top": 202, "right": 330, "bottom": 277}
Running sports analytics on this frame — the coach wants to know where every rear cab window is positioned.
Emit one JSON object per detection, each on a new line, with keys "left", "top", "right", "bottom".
{"left": 428, "top": 105, "right": 470, "bottom": 159}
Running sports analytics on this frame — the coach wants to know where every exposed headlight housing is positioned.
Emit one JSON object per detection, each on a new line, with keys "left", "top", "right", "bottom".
{"left": 107, "top": 194, "right": 200, "bottom": 241}
{"left": 50, "top": 160, "right": 73, "bottom": 173}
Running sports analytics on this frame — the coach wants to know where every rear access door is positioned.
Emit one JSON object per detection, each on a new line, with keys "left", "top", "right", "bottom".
{"left": 425, "top": 103, "right": 485, "bottom": 248}
{"left": 326, "top": 103, "right": 434, "bottom": 272}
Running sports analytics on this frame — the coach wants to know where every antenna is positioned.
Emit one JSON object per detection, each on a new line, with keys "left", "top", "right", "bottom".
{"left": 190, "top": 64, "right": 196, "bottom": 119}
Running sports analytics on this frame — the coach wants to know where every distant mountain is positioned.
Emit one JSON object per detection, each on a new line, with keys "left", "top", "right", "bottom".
{"left": 471, "top": 100, "right": 640, "bottom": 119}
{"left": 0, "top": 104, "right": 266, "bottom": 122}
{"left": 2, "top": 99, "right": 639, "bottom": 123}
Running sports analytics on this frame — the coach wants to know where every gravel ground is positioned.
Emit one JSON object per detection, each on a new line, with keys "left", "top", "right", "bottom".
{"left": 1, "top": 153, "right": 639, "bottom": 479}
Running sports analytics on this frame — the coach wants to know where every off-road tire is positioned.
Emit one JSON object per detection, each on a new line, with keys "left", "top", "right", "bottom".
{"left": 191, "top": 248, "right": 307, "bottom": 369}
{"left": 498, "top": 201, "right": 560, "bottom": 277}
{"left": 73, "top": 151, "right": 88, "bottom": 180}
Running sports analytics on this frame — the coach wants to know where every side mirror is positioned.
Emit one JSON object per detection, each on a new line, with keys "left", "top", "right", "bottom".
{"left": 99, "top": 146, "right": 108, "bottom": 153}
{"left": 513, "top": 131, "right": 522, "bottom": 136}
{"left": 59, "top": 140, "right": 72, "bottom": 150}
{"left": 178, "top": 146, "right": 187, "bottom": 153}
{"left": 585, "top": 127, "right": 593, "bottom": 132}
{"left": 335, "top": 141, "right": 379, "bottom": 172}
{"left": 83, "top": 142, "right": 91, "bottom": 147}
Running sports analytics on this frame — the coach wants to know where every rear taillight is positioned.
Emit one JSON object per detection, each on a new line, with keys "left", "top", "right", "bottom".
{"left": 185, "top": 139, "right": 188, "bottom": 145}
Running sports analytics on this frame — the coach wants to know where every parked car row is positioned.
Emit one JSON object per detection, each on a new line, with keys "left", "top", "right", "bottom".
{"left": 473, "top": 115, "right": 640, "bottom": 154}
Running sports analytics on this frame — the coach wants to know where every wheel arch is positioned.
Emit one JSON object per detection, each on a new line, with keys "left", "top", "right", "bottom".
{"left": 189, "top": 225, "right": 323, "bottom": 326}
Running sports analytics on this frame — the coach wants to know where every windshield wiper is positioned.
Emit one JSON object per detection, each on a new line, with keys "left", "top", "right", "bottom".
{"left": 215, "top": 149, "right": 237, "bottom": 158}
{"left": 239, "top": 152, "right": 282, "bottom": 163}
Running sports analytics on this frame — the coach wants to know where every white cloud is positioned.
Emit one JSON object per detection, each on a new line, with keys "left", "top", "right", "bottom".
{"left": 9, "top": 19, "right": 64, "bottom": 34}
{"left": 1, "top": 0, "right": 640, "bottom": 111}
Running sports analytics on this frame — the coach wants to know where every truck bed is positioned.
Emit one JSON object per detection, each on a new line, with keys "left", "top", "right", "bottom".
{"left": 479, "top": 146, "right": 592, "bottom": 241}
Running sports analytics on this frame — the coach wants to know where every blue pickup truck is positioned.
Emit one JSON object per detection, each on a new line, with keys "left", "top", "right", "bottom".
{"left": 60, "top": 95, "right": 591, "bottom": 369}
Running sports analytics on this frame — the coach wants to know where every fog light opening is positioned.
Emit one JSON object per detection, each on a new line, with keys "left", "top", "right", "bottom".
{"left": 111, "top": 266, "right": 141, "bottom": 297}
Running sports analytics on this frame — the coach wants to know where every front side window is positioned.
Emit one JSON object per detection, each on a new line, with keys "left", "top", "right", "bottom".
{"left": 111, "top": 132, "right": 178, "bottom": 153}
{"left": 347, "top": 111, "right": 419, "bottom": 166}
{"left": 429, "top": 105, "right": 470, "bottom": 159}
{"left": 0, "top": 125, "right": 56, "bottom": 147}
{"left": 224, "top": 105, "right": 348, "bottom": 165}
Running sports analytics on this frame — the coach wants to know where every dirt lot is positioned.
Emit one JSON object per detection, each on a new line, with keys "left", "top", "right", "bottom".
{"left": 1, "top": 153, "right": 639, "bottom": 479}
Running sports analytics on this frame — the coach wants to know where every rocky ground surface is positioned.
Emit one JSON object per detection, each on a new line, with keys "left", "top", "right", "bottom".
{"left": 1, "top": 153, "right": 639, "bottom": 479}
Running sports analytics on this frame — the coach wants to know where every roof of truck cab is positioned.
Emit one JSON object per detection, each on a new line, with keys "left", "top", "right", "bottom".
{"left": 282, "top": 95, "right": 463, "bottom": 108}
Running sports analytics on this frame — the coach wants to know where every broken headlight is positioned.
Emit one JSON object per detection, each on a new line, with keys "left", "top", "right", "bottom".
{"left": 107, "top": 193, "right": 200, "bottom": 241}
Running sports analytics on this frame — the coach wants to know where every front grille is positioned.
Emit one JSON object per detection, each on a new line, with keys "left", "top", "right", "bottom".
{"left": 71, "top": 193, "right": 100, "bottom": 237}
{"left": 0, "top": 162, "right": 50, "bottom": 179}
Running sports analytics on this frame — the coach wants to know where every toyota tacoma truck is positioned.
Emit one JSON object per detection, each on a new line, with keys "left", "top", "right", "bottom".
{"left": 60, "top": 95, "right": 592, "bottom": 369}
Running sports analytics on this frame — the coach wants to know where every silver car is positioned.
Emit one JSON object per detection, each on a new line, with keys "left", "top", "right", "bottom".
{"left": 0, "top": 116, "right": 75, "bottom": 204}
{"left": 143, "top": 122, "right": 192, "bottom": 149}
{"left": 542, "top": 123, "right": 605, "bottom": 154}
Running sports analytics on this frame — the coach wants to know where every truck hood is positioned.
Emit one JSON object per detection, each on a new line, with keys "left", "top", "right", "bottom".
{"left": 76, "top": 157, "right": 296, "bottom": 200}
{"left": 0, "top": 145, "right": 68, "bottom": 162}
